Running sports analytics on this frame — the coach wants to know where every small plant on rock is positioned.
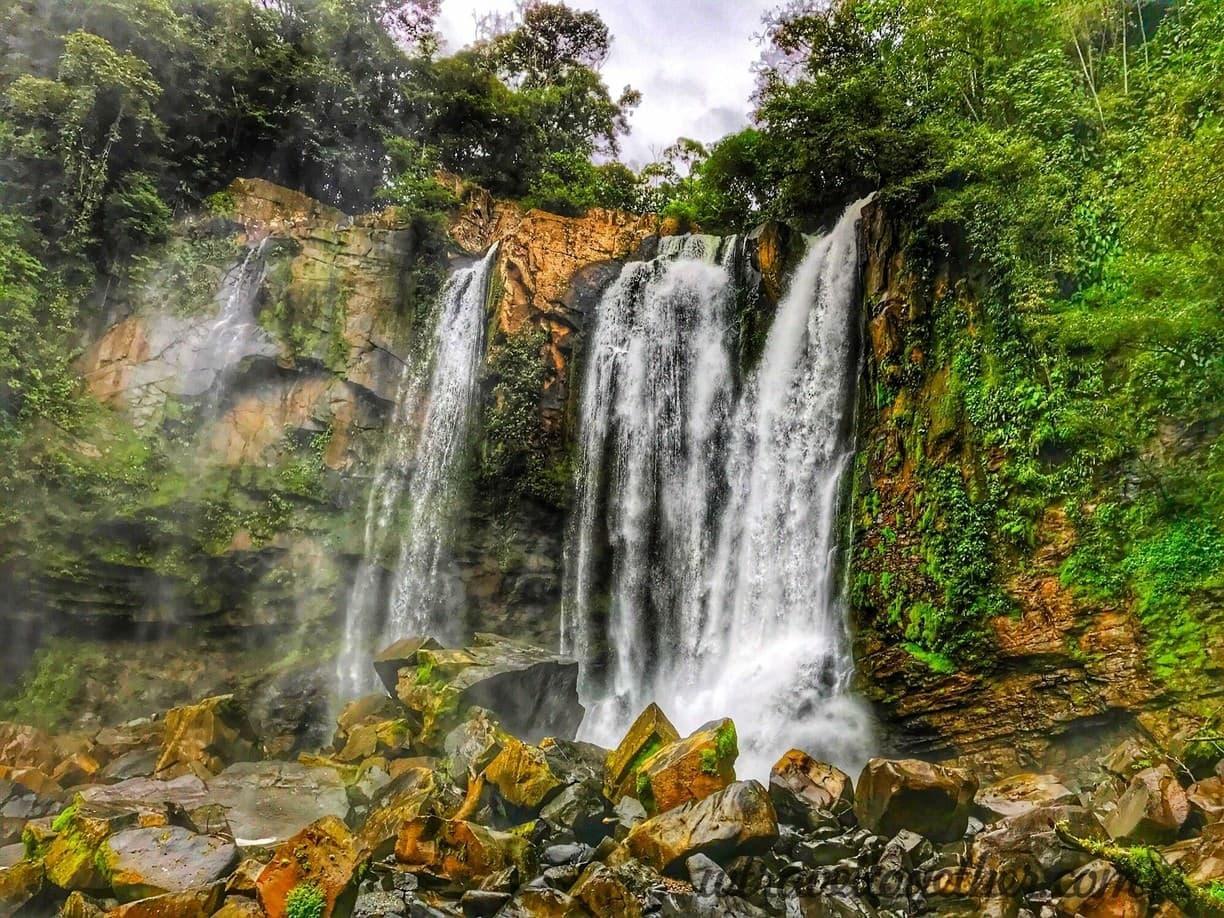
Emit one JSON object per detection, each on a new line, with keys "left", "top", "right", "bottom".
{"left": 285, "top": 882, "right": 326, "bottom": 918}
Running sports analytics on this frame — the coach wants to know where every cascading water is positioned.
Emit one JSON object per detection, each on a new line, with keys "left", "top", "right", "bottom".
{"left": 564, "top": 200, "right": 874, "bottom": 777}
{"left": 336, "top": 249, "right": 497, "bottom": 698}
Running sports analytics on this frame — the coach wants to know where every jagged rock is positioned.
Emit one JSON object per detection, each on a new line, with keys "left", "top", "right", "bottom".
{"left": 45, "top": 802, "right": 141, "bottom": 891}
{"left": 54, "top": 753, "right": 102, "bottom": 788}
{"left": 971, "top": 805, "right": 1105, "bottom": 892}
{"left": 104, "top": 881, "right": 225, "bottom": 917}
{"left": 100, "top": 749, "right": 160, "bottom": 783}
{"left": 1103, "top": 764, "right": 1189, "bottom": 844}
{"left": 395, "top": 635, "right": 582, "bottom": 747}
{"left": 604, "top": 704, "right": 681, "bottom": 804}
{"left": 156, "top": 696, "right": 259, "bottom": 779}
{"left": 442, "top": 709, "right": 507, "bottom": 787}
{"left": 769, "top": 749, "right": 855, "bottom": 830}
{"left": 359, "top": 769, "right": 445, "bottom": 858}
{"left": 460, "top": 888, "right": 511, "bottom": 916}
{"left": 0, "top": 723, "right": 58, "bottom": 772}
{"left": 0, "top": 858, "right": 44, "bottom": 914}
{"left": 394, "top": 816, "right": 534, "bottom": 885}
{"left": 975, "top": 774, "right": 1079, "bottom": 821}
{"left": 81, "top": 775, "right": 210, "bottom": 811}
{"left": 854, "top": 758, "right": 977, "bottom": 843}
{"left": 687, "top": 853, "right": 734, "bottom": 896}
{"left": 499, "top": 885, "right": 585, "bottom": 917}
{"left": 1055, "top": 860, "right": 1148, "bottom": 917}
{"left": 539, "top": 782, "right": 607, "bottom": 846}
{"left": 619, "top": 780, "right": 779, "bottom": 876}
{"left": 570, "top": 861, "right": 654, "bottom": 917}
{"left": 373, "top": 639, "right": 444, "bottom": 696}
{"left": 213, "top": 897, "right": 266, "bottom": 918}
{"left": 205, "top": 761, "right": 349, "bottom": 848}
{"left": 1, "top": 781, "right": 59, "bottom": 846}
{"left": 484, "top": 737, "right": 564, "bottom": 811}
{"left": 100, "top": 826, "right": 238, "bottom": 902}
{"left": 633, "top": 719, "right": 738, "bottom": 815}
{"left": 59, "top": 890, "right": 109, "bottom": 918}
{"left": 335, "top": 719, "right": 411, "bottom": 765}
{"left": 0, "top": 765, "right": 62, "bottom": 798}
{"left": 257, "top": 816, "right": 368, "bottom": 918}
{"left": 1187, "top": 776, "right": 1224, "bottom": 824}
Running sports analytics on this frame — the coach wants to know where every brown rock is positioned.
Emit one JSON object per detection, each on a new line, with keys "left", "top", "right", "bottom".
{"left": 53, "top": 753, "right": 103, "bottom": 788}
{"left": 0, "top": 765, "right": 62, "bottom": 798}
{"left": 156, "top": 696, "right": 259, "bottom": 779}
{"left": 855, "top": 758, "right": 978, "bottom": 843}
{"left": 394, "top": 816, "right": 533, "bottom": 885}
{"left": 484, "top": 737, "right": 563, "bottom": 811}
{"left": 0, "top": 722, "right": 58, "bottom": 771}
{"left": 634, "top": 719, "right": 737, "bottom": 815}
{"left": 256, "top": 816, "right": 367, "bottom": 918}
{"left": 970, "top": 805, "right": 1106, "bottom": 891}
{"left": 500, "top": 885, "right": 586, "bottom": 917}
{"left": 372, "top": 638, "right": 443, "bottom": 696}
{"left": 769, "top": 749, "right": 855, "bottom": 829}
{"left": 1056, "top": 860, "right": 1148, "bottom": 917}
{"left": 620, "top": 780, "right": 778, "bottom": 876}
{"left": 358, "top": 770, "right": 442, "bottom": 859}
{"left": 975, "top": 773, "right": 1079, "bottom": 821}
{"left": 604, "top": 704, "right": 680, "bottom": 804}
{"left": 104, "top": 882, "right": 225, "bottom": 917}
{"left": 570, "top": 862, "right": 647, "bottom": 918}
{"left": 1187, "top": 776, "right": 1224, "bottom": 824}
{"left": 0, "top": 858, "right": 44, "bottom": 914}
{"left": 1104, "top": 765, "right": 1189, "bottom": 844}
{"left": 212, "top": 898, "right": 265, "bottom": 918}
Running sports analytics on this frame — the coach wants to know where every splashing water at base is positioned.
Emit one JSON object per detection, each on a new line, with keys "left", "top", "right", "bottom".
{"left": 565, "top": 201, "right": 875, "bottom": 778}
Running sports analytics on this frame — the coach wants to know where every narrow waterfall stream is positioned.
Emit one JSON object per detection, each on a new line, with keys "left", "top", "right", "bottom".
{"left": 337, "top": 249, "right": 497, "bottom": 698}
{"left": 564, "top": 200, "right": 874, "bottom": 777}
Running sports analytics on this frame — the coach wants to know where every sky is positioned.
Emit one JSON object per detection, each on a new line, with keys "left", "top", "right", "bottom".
{"left": 436, "top": 0, "right": 778, "bottom": 166}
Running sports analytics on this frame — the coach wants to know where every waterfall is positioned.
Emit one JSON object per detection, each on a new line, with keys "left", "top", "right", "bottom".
{"left": 337, "top": 248, "right": 496, "bottom": 698}
{"left": 564, "top": 200, "right": 873, "bottom": 777}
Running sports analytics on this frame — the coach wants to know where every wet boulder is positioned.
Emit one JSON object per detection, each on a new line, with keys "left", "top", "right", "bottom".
{"left": 44, "top": 801, "right": 141, "bottom": 891}
{"left": 104, "top": 881, "right": 225, "bottom": 917}
{"left": 373, "top": 637, "right": 444, "bottom": 696}
{"left": 80, "top": 775, "right": 210, "bottom": 811}
{"left": 634, "top": 719, "right": 738, "bottom": 815}
{"left": 257, "top": 816, "right": 369, "bottom": 918}
{"left": 155, "top": 696, "right": 260, "bottom": 779}
{"left": 970, "top": 804, "right": 1105, "bottom": 892}
{"left": 394, "top": 815, "right": 534, "bottom": 885}
{"left": 620, "top": 780, "right": 779, "bottom": 876}
{"left": 1055, "top": 860, "right": 1148, "bottom": 917}
{"left": 0, "top": 722, "right": 58, "bottom": 772}
{"left": 0, "top": 858, "right": 45, "bottom": 914}
{"left": 358, "top": 770, "right": 446, "bottom": 859}
{"left": 100, "top": 825, "right": 238, "bottom": 902}
{"left": 604, "top": 704, "right": 681, "bottom": 804}
{"left": 484, "top": 736, "right": 565, "bottom": 811}
{"left": 975, "top": 773, "right": 1078, "bottom": 821}
{"left": 854, "top": 758, "right": 978, "bottom": 843}
{"left": 393, "top": 635, "right": 582, "bottom": 747}
{"left": 570, "top": 861, "right": 659, "bottom": 917}
{"left": 769, "top": 749, "right": 855, "bottom": 830}
{"left": 1103, "top": 764, "right": 1189, "bottom": 844}
{"left": 205, "top": 760, "right": 349, "bottom": 848}
{"left": 1187, "top": 776, "right": 1224, "bottom": 824}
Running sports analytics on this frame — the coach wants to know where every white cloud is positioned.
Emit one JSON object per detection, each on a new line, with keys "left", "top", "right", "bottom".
{"left": 436, "top": 0, "right": 775, "bottom": 166}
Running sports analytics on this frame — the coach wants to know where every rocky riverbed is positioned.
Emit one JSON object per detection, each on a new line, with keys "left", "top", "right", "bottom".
{"left": 3, "top": 635, "right": 1224, "bottom": 917}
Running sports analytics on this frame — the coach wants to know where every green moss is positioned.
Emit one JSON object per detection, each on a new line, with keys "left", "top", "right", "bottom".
{"left": 714, "top": 721, "right": 738, "bottom": 763}
{"left": 903, "top": 642, "right": 957, "bottom": 675}
{"left": 0, "top": 644, "right": 107, "bottom": 730}
{"left": 286, "top": 882, "right": 326, "bottom": 918}
{"left": 699, "top": 748, "right": 718, "bottom": 776}
{"left": 51, "top": 803, "right": 79, "bottom": 834}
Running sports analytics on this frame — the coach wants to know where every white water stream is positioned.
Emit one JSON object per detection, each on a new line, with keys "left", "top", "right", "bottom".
{"left": 563, "top": 201, "right": 874, "bottom": 777}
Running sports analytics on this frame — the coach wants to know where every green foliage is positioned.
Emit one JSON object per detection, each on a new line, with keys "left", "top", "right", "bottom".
{"left": 285, "top": 883, "right": 326, "bottom": 918}
{"left": 0, "top": 642, "right": 107, "bottom": 730}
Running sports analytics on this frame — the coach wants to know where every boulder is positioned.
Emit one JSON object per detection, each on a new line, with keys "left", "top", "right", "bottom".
{"left": 1187, "top": 776, "right": 1224, "bottom": 824}
{"left": 213, "top": 897, "right": 266, "bottom": 918}
{"left": 570, "top": 862, "right": 652, "bottom": 918}
{"left": 633, "top": 719, "right": 738, "bottom": 815}
{"left": 335, "top": 719, "right": 411, "bottom": 765}
{"left": 620, "top": 780, "right": 779, "bottom": 876}
{"left": 0, "top": 858, "right": 44, "bottom": 914}
{"left": 0, "top": 765, "right": 62, "bottom": 798}
{"left": 257, "top": 816, "right": 368, "bottom": 918}
{"left": 100, "top": 826, "right": 238, "bottom": 902}
{"left": 394, "top": 816, "right": 534, "bottom": 884}
{"left": 100, "top": 749, "right": 160, "bottom": 783}
{"left": 53, "top": 753, "right": 102, "bottom": 788}
{"left": 1055, "top": 860, "right": 1148, "bottom": 917}
{"left": 769, "top": 749, "right": 855, "bottom": 830}
{"left": 1104, "top": 764, "right": 1189, "bottom": 844}
{"left": 975, "top": 773, "right": 1078, "bottom": 821}
{"left": 442, "top": 708, "right": 507, "bottom": 786}
{"left": 395, "top": 635, "right": 583, "bottom": 746}
{"left": 81, "top": 775, "right": 210, "bottom": 811}
{"left": 156, "top": 696, "right": 259, "bottom": 779}
{"left": 373, "top": 638, "right": 444, "bottom": 696}
{"left": 206, "top": 761, "right": 349, "bottom": 848}
{"left": 499, "top": 885, "right": 586, "bottom": 917}
{"left": 604, "top": 704, "right": 680, "bottom": 804}
{"left": 358, "top": 770, "right": 444, "bottom": 858}
{"left": 854, "top": 758, "right": 978, "bottom": 843}
{"left": 104, "top": 881, "right": 225, "bottom": 917}
{"left": 44, "top": 801, "right": 141, "bottom": 891}
{"left": 484, "top": 737, "right": 564, "bottom": 811}
{"left": 970, "top": 804, "right": 1106, "bottom": 891}
{"left": 0, "top": 722, "right": 58, "bottom": 772}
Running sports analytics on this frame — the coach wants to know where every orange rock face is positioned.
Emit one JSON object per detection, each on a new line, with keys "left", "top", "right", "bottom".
{"left": 256, "top": 816, "right": 368, "bottom": 918}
